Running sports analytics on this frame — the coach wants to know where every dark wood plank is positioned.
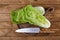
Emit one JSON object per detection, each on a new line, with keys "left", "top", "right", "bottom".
{"left": 0, "top": 36, "right": 60, "bottom": 40}
{"left": 0, "top": 0, "right": 60, "bottom": 4}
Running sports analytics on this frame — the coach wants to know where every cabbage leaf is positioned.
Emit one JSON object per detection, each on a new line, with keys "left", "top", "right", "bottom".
{"left": 11, "top": 5, "right": 51, "bottom": 28}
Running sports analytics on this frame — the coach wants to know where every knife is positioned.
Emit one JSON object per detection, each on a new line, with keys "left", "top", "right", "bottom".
{"left": 15, "top": 28, "right": 40, "bottom": 33}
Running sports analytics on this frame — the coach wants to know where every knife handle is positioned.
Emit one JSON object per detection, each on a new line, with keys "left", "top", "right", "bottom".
{"left": 17, "top": 24, "right": 21, "bottom": 29}
{"left": 45, "top": 7, "right": 54, "bottom": 13}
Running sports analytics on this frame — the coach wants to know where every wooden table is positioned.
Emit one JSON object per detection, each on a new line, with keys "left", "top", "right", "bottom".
{"left": 0, "top": 0, "right": 60, "bottom": 40}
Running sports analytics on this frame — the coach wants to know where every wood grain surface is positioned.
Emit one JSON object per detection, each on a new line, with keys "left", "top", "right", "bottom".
{"left": 0, "top": 0, "right": 60, "bottom": 40}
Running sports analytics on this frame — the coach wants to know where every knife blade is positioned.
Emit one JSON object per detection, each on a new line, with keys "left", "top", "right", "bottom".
{"left": 15, "top": 28, "right": 40, "bottom": 33}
